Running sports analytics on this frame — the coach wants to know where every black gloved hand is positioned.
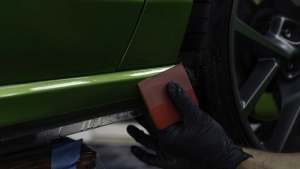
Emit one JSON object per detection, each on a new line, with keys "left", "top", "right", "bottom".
{"left": 127, "top": 123, "right": 205, "bottom": 169}
{"left": 130, "top": 81, "right": 251, "bottom": 169}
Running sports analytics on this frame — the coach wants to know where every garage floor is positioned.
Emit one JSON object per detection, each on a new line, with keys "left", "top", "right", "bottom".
{"left": 92, "top": 144, "right": 156, "bottom": 169}
{"left": 68, "top": 121, "right": 260, "bottom": 169}
{"left": 69, "top": 122, "right": 156, "bottom": 169}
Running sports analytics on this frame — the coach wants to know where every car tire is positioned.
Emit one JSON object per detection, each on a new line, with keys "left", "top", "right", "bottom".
{"left": 179, "top": 0, "right": 250, "bottom": 146}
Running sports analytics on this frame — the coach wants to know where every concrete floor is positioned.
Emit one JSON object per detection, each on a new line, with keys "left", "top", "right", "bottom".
{"left": 91, "top": 144, "right": 157, "bottom": 169}
{"left": 69, "top": 122, "right": 157, "bottom": 169}
{"left": 68, "top": 121, "right": 261, "bottom": 169}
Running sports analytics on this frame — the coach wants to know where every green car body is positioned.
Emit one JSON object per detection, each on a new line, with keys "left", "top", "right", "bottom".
{"left": 0, "top": 0, "right": 192, "bottom": 128}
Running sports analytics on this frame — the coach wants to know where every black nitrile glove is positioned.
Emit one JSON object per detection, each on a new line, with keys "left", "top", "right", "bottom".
{"left": 129, "top": 81, "right": 252, "bottom": 169}
{"left": 127, "top": 124, "right": 205, "bottom": 169}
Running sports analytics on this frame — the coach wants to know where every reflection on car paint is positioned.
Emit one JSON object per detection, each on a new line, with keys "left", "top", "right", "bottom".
{"left": 129, "top": 67, "right": 171, "bottom": 77}
{"left": 0, "top": 66, "right": 172, "bottom": 127}
{"left": 30, "top": 81, "right": 90, "bottom": 91}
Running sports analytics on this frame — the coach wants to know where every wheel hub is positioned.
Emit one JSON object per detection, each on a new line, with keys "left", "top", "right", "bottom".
{"left": 264, "top": 15, "right": 300, "bottom": 79}
{"left": 266, "top": 15, "right": 300, "bottom": 59}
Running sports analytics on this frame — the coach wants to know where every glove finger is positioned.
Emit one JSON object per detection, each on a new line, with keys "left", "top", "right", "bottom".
{"left": 127, "top": 125, "right": 159, "bottom": 151}
{"left": 157, "top": 151, "right": 176, "bottom": 164}
{"left": 135, "top": 116, "right": 156, "bottom": 136}
{"left": 130, "top": 146, "right": 157, "bottom": 167}
{"left": 167, "top": 81, "right": 200, "bottom": 123}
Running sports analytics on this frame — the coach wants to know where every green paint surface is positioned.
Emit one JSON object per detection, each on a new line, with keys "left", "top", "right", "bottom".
{"left": 118, "top": 0, "right": 192, "bottom": 70}
{"left": 253, "top": 92, "right": 279, "bottom": 121}
{"left": 0, "top": 66, "right": 172, "bottom": 127}
{"left": 0, "top": 0, "right": 144, "bottom": 85}
{"left": 0, "top": 0, "right": 193, "bottom": 128}
{"left": 253, "top": 0, "right": 262, "bottom": 5}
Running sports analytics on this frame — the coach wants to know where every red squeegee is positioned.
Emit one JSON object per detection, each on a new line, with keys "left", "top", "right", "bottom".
{"left": 138, "top": 64, "right": 199, "bottom": 130}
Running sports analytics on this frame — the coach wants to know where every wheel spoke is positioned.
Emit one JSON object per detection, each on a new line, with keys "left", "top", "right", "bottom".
{"left": 231, "top": 0, "right": 292, "bottom": 59}
{"left": 239, "top": 59, "right": 279, "bottom": 117}
{"left": 268, "top": 79, "right": 300, "bottom": 152}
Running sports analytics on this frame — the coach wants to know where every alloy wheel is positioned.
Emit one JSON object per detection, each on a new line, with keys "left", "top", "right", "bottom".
{"left": 230, "top": 0, "right": 300, "bottom": 152}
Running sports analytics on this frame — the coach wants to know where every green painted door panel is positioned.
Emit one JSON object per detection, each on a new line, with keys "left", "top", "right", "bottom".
{"left": 118, "top": 0, "right": 192, "bottom": 70}
{"left": 0, "top": 0, "right": 144, "bottom": 85}
{"left": 0, "top": 66, "right": 172, "bottom": 127}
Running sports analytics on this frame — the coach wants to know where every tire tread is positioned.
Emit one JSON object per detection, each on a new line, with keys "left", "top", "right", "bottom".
{"left": 179, "top": 0, "right": 248, "bottom": 146}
